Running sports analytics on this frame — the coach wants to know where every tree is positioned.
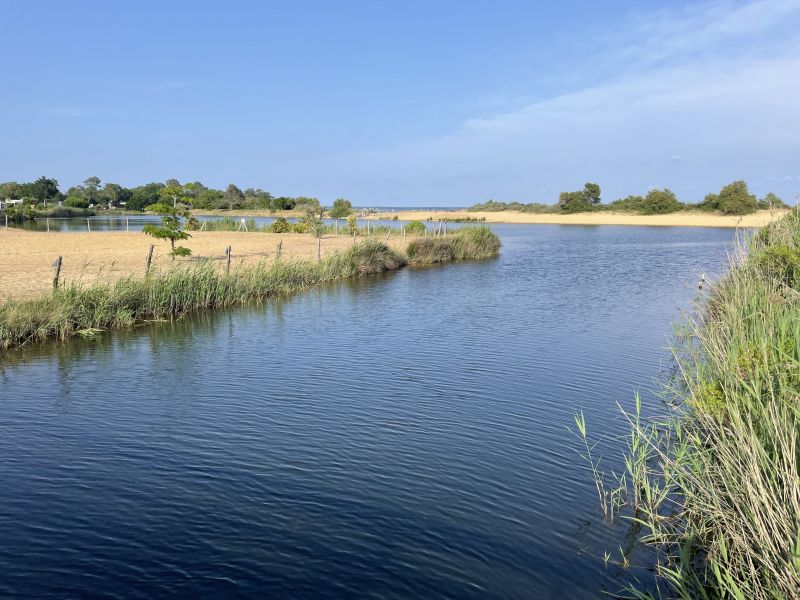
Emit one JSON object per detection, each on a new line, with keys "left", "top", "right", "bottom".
{"left": 83, "top": 176, "right": 102, "bottom": 204}
{"left": 128, "top": 182, "right": 164, "bottom": 212}
{"left": 641, "top": 188, "right": 682, "bottom": 214}
{"left": 224, "top": 184, "right": 244, "bottom": 210}
{"left": 558, "top": 182, "right": 601, "bottom": 213}
{"left": 143, "top": 203, "right": 192, "bottom": 258}
{"left": 270, "top": 196, "right": 296, "bottom": 211}
{"left": 700, "top": 180, "right": 758, "bottom": 215}
{"left": 31, "top": 176, "right": 61, "bottom": 204}
{"left": 303, "top": 205, "right": 326, "bottom": 260}
{"left": 758, "top": 192, "right": 788, "bottom": 209}
{"left": 100, "top": 183, "right": 131, "bottom": 209}
{"left": 0, "top": 181, "right": 21, "bottom": 199}
{"left": 160, "top": 180, "right": 190, "bottom": 207}
{"left": 65, "top": 196, "right": 90, "bottom": 209}
{"left": 584, "top": 182, "right": 601, "bottom": 204}
{"left": 329, "top": 198, "right": 353, "bottom": 219}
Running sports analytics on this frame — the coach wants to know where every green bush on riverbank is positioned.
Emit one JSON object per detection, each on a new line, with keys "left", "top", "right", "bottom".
{"left": 579, "top": 207, "right": 800, "bottom": 598}
{"left": 0, "top": 230, "right": 500, "bottom": 350}
{"left": 406, "top": 226, "right": 501, "bottom": 264}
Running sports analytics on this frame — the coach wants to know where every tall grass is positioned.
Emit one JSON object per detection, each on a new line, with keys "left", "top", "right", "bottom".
{"left": 0, "top": 240, "right": 405, "bottom": 350}
{"left": 0, "top": 229, "right": 500, "bottom": 350}
{"left": 577, "top": 208, "right": 800, "bottom": 599}
{"left": 406, "top": 226, "right": 501, "bottom": 264}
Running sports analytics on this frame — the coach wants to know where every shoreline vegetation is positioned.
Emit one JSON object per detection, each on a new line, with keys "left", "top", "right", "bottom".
{"left": 2, "top": 176, "right": 792, "bottom": 230}
{"left": 577, "top": 207, "right": 800, "bottom": 598}
{"left": 0, "top": 227, "right": 500, "bottom": 351}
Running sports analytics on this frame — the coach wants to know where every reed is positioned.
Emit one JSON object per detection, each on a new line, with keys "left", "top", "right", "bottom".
{"left": 0, "top": 240, "right": 405, "bottom": 350}
{"left": 0, "top": 230, "right": 500, "bottom": 350}
{"left": 577, "top": 207, "right": 800, "bottom": 599}
{"left": 406, "top": 226, "right": 501, "bottom": 264}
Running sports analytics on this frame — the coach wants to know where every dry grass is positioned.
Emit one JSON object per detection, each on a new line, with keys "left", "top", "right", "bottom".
{"left": 0, "top": 230, "right": 410, "bottom": 301}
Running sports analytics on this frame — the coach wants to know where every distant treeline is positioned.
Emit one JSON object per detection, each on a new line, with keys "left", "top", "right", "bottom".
{"left": 470, "top": 180, "right": 789, "bottom": 216}
{"left": 0, "top": 176, "right": 334, "bottom": 214}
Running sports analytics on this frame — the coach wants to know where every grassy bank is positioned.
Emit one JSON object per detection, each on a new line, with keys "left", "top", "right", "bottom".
{"left": 578, "top": 209, "right": 800, "bottom": 598}
{"left": 0, "top": 228, "right": 500, "bottom": 350}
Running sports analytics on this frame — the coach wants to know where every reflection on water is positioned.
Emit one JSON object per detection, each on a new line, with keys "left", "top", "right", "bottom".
{"left": 0, "top": 225, "right": 734, "bottom": 599}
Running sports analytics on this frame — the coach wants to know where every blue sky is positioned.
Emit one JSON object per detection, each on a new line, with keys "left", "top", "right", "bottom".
{"left": 1, "top": 0, "right": 799, "bottom": 206}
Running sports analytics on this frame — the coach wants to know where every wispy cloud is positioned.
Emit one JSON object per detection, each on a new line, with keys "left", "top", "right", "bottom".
{"left": 303, "top": 0, "right": 800, "bottom": 203}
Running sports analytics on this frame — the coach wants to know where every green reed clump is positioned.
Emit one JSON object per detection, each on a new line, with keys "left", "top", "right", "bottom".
{"left": 406, "top": 226, "right": 501, "bottom": 264}
{"left": 0, "top": 240, "right": 406, "bottom": 350}
{"left": 577, "top": 207, "right": 800, "bottom": 599}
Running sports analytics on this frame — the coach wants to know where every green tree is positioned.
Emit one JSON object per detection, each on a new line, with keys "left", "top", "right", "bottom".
{"left": 758, "top": 192, "right": 788, "bottom": 209}
{"left": 83, "top": 176, "right": 102, "bottom": 204}
{"left": 30, "top": 176, "right": 61, "bottom": 204}
{"left": 641, "top": 188, "right": 682, "bottom": 214}
{"left": 160, "top": 180, "right": 190, "bottom": 207}
{"left": 303, "top": 205, "right": 326, "bottom": 237}
{"left": 0, "top": 181, "right": 21, "bottom": 199}
{"left": 100, "top": 183, "right": 131, "bottom": 209}
{"left": 64, "top": 196, "right": 90, "bottom": 209}
{"left": 559, "top": 182, "right": 601, "bottom": 213}
{"left": 270, "top": 196, "right": 296, "bottom": 211}
{"left": 128, "top": 182, "right": 164, "bottom": 212}
{"left": 224, "top": 184, "right": 244, "bottom": 210}
{"left": 701, "top": 180, "right": 758, "bottom": 215}
{"left": 329, "top": 198, "right": 353, "bottom": 219}
{"left": 143, "top": 203, "right": 192, "bottom": 258}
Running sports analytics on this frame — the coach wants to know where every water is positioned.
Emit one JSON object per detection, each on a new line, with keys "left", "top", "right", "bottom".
{"left": 0, "top": 225, "right": 735, "bottom": 598}
{"left": 9, "top": 215, "right": 425, "bottom": 233}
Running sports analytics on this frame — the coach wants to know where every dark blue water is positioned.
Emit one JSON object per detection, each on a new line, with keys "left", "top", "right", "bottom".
{"left": 0, "top": 225, "right": 734, "bottom": 598}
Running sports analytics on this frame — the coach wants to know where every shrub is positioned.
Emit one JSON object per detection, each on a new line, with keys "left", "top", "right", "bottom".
{"left": 406, "top": 226, "right": 500, "bottom": 264}
{"left": 700, "top": 180, "right": 758, "bottom": 215}
{"left": 268, "top": 217, "right": 291, "bottom": 233}
{"left": 752, "top": 244, "right": 800, "bottom": 288}
{"left": 64, "top": 196, "right": 89, "bottom": 209}
{"left": 404, "top": 220, "right": 426, "bottom": 235}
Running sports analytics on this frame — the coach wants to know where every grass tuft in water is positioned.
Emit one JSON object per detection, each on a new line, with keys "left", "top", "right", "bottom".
{"left": 406, "top": 226, "right": 501, "bottom": 264}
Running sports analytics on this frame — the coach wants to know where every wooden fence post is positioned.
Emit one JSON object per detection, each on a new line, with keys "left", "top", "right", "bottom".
{"left": 225, "top": 245, "right": 232, "bottom": 273}
{"left": 46, "top": 218, "right": 50, "bottom": 233}
{"left": 276, "top": 240, "right": 282, "bottom": 260}
{"left": 52, "top": 256, "right": 62, "bottom": 292}
{"left": 317, "top": 237, "right": 321, "bottom": 262}
{"left": 145, "top": 244, "right": 154, "bottom": 275}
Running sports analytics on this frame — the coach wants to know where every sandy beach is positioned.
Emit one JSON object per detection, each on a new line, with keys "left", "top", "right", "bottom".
{"left": 0, "top": 230, "right": 408, "bottom": 301}
{"left": 364, "top": 209, "right": 787, "bottom": 228}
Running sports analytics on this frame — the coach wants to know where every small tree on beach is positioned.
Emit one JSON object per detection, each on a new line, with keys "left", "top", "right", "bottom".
{"left": 143, "top": 203, "right": 192, "bottom": 258}
{"left": 329, "top": 198, "right": 353, "bottom": 219}
{"left": 303, "top": 205, "right": 326, "bottom": 260}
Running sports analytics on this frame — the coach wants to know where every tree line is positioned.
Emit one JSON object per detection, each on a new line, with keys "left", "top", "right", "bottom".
{"left": 471, "top": 180, "right": 790, "bottom": 216}
{"left": 0, "top": 176, "right": 356, "bottom": 215}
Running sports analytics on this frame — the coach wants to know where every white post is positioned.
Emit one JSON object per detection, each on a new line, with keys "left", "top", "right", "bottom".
{"left": 126, "top": 218, "right": 129, "bottom": 232}
{"left": 47, "top": 218, "right": 50, "bottom": 232}
{"left": 87, "top": 218, "right": 91, "bottom": 232}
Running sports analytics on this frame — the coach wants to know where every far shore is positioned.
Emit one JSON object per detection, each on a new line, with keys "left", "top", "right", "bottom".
{"left": 362, "top": 208, "right": 787, "bottom": 228}
{"left": 190, "top": 208, "right": 787, "bottom": 228}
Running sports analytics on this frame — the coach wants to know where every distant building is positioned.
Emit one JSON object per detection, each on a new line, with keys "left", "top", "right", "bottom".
{"left": 0, "top": 199, "right": 24, "bottom": 210}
